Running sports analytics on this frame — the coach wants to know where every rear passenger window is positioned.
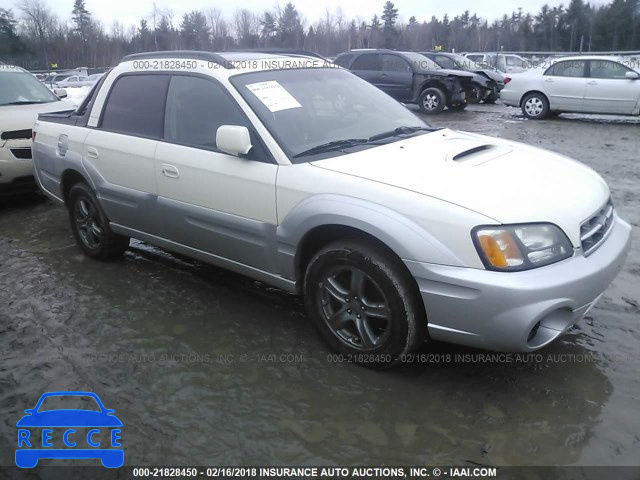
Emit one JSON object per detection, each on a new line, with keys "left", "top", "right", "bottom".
{"left": 164, "top": 75, "right": 248, "bottom": 150}
{"left": 545, "top": 61, "right": 585, "bottom": 78}
{"left": 100, "top": 74, "right": 169, "bottom": 138}
{"left": 351, "top": 54, "right": 380, "bottom": 71}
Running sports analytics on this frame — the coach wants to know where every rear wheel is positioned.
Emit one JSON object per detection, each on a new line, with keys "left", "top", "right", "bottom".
{"left": 521, "top": 92, "right": 549, "bottom": 119}
{"left": 418, "top": 87, "right": 446, "bottom": 114}
{"left": 304, "top": 240, "right": 426, "bottom": 368}
{"left": 67, "top": 182, "right": 129, "bottom": 260}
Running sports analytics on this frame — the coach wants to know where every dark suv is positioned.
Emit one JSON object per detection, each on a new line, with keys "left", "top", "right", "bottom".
{"left": 334, "top": 49, "right": 475, "bottom": 113}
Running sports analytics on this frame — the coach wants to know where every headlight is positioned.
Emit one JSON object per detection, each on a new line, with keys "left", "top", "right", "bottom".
{"left": 472, "top": 223, "right": 573, "bottom": 271}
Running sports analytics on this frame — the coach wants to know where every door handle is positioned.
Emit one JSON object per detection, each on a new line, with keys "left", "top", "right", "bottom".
{"left": 86, "top": 146, "right": 99, "bottom": 159}
{"left": 544, "top": 78, "right": 554, "bottom": 82}
{"left": 380, "top": 73, "right": 387, "bottom": 77}
{"left": 57, "top": 134, "right": 69, "bottom": 156}
{"left": 587, "top": 80, "right": 598, "bottom": 85}
{"left": 161, "top": 164, "right": 180, "bottom": 179}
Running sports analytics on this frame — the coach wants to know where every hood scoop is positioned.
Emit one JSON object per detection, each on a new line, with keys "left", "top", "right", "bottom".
{"left": 452, "top": 144, "right": 494, "bottom": 161}
{"left": 446, "top": 141, "right": 511, "bottom": 166}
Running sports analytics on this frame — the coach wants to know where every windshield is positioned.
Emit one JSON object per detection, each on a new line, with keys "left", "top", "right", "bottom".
{"left": 0, "top": 71, "right": 59, "bottom": 106}
{"left": 231, "top": 68, "right": 431, "bottom": 162}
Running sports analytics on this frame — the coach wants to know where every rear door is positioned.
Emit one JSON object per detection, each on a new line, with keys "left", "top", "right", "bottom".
{"left": 584, "top": 60, "right": 640, "bottom": 114}
{"left": 379, "top": 54, "right": 414, "bottom": 101}
{"left": 542, "top": 60, "right": 587, "bottom": 111}
{"left": 154, "top": 74, "right": 278, "bottom": 271}
{"left": 83, "top": 74, "right": 169, "bottom": 234}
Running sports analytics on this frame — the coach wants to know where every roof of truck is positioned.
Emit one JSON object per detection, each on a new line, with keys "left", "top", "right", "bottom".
{"left": 120, "top": 50, "right": 330, "bottom": 73}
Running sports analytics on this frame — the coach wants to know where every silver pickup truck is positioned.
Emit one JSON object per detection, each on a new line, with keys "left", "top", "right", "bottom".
{"left": 32, "top": 51, "right": 631, "bottom": 368}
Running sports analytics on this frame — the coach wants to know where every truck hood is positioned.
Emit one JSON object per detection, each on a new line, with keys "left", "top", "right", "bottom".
{"left": 0, "top": 100, "right": 75, "bottom": 136}
{"left": 311, "top": 129, "right": 610, "bottom": 247}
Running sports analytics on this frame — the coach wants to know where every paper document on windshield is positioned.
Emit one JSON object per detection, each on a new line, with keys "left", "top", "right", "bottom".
{"left": 246, "top": 81, "right": 302, "bottom": 112}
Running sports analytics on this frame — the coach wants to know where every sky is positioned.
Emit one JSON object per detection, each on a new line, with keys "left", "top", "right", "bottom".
{"left": 10, "top": 0, "right": 611, "bottom": 32}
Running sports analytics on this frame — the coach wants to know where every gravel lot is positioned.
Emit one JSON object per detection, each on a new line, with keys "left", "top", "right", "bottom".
{"left": 1, "top": 102, "right": 639, "bottom": 469}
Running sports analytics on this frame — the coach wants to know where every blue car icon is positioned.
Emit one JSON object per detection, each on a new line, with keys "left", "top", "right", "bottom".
{"left": 16, "top": 391, "right": 123, "bottom": 468}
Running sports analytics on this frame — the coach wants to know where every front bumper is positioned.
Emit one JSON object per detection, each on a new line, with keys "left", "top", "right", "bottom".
{"left": 404, "top": 216, "right": 632, "bottom": 352}
{"left": 0, "top": 140, "right": 35, "bottom": 194}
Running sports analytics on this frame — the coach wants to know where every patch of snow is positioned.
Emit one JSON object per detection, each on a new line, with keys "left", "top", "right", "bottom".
{"left": 61, "top": 86, "right": 92, "bottom": 108}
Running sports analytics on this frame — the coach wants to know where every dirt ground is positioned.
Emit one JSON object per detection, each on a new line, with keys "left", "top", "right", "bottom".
{"left": 1, "top": 102, "right": 639, "bottom": 470}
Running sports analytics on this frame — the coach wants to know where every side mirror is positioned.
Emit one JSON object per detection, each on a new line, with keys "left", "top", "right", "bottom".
{"left": 625, "top": 71, "right": 639, "bottom": 80}
{"left": 54, "top": 88, "right": 68, "bottom": 99}
{"left": 216, "top": 125, "right": 252, "bottom": 157}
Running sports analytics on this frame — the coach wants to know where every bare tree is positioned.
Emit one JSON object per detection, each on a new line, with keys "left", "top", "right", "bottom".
{"left": 19, "top": 0, "right": 51, "bottom": 68}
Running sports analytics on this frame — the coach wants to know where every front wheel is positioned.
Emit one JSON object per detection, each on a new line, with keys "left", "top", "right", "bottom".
{"left": 67, "top": 182, "right": 129, "bottom": 260}
{"left": 467, "top": 84, "right": 483, "bottom": 104}
{"left": 418, "top": 87, "right": 446, "bottom": 114}
{"left": 521, "top": 92, "right": 549, "bottom": 119}
{"left": 304, "top": 240, "right": 426, "bottom": 369}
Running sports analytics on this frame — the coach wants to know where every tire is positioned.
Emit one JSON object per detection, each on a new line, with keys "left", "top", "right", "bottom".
{"left": 303, "top": 240, "right": 426, "bottom": 369}
{"left": 67, "top": 182, "right": 129, "bottom": 260}
{"left": 418, "top": 87, "right": 446, "bottom": 114}
{"left": 483, "top": 91, "right": 498, "bottom": 104}
{"left": 467, "top": 84, "right": 482, "bottom": 104}
{"left": 521, "top": 92, "right": 549, "bottom": 120}
{"left": 448, "top": 102, "right": 467, "bottom": 111}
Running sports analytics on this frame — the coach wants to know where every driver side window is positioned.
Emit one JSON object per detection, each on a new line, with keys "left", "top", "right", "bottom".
{"left": 381, "top": 54, "right": 411, "bottom": 73}
{"left": 164, "top": 75, "right": 248, "bottom": 151}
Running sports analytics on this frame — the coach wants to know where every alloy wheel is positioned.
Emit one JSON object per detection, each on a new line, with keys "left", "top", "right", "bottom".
{"left": 317, "top": 266, "right": 392, "bottom": 350}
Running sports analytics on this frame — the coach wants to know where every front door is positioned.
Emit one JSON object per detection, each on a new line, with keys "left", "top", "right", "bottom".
{"left": 584, "top": 60, "right": 640, "bottom": 114}
{"left": 154, "top": 74, "right": 278, "bottom": 272}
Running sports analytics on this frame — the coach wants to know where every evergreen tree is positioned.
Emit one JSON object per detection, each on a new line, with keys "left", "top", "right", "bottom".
{"left": 71, "top": 0, "right": 91, "bottom": 42}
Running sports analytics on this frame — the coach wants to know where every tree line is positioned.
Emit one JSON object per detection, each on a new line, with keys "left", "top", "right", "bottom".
{"left": 1, "top": 0, "right": 639, "bottom": 70}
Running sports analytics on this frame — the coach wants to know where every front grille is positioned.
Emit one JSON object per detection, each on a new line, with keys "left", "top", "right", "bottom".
{"left": 581, "top": 198, "right": 615, "bottom": 256}
{"left": 9, "top": 148, "right": 32, "bottom": 160}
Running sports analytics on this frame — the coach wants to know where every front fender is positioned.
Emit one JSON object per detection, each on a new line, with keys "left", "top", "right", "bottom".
{"left": 276, "top": 194, "right": 466, "bottom": 281}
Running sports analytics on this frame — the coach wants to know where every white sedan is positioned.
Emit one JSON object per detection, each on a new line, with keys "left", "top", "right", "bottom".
{"left": 500, "top": 56, "right": 640, "bottom": 119}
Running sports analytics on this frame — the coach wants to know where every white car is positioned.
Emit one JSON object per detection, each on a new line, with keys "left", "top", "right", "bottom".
{"left": 54, "top": 75, "right": 89, "bottom": 88}
{"left": 501, "top": 56, "right": 640, "bottom": 119}
{"left": 0, "top": 65, "right": 75, "bottom": 195}
{"left": 463, "top": 53, "right": 528, "bottom": 74}
{"left": 31, "top": 51, "right": 631, "bottom": 367}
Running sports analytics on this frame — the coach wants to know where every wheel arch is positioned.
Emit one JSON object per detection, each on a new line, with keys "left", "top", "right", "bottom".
{"left": 276, "top": 194, "right": 465, "bottom": 288}
{"left": 418, "top": 79, "right": 449, "bottom": 100}
{"left": 61, "top": 168, "right": 90, "bottom": 203}
{"left": 520, "top": 90, "right": 550, "bottom": 108}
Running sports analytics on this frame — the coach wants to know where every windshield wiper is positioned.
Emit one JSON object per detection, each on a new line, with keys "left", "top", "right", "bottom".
{"left": 293, "top": 138, "right": 370, "bottom": 158}
{"left": 368, "top": 126, "right": 440, "bottom": 142}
